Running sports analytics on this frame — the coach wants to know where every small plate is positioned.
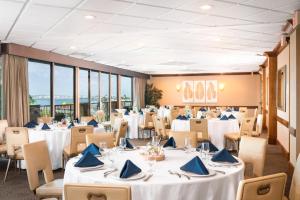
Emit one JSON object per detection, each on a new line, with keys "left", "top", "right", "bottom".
{"left": 110, "top": 171, "right": 146, "bottom": 181}
{"left": 208, "top": 160, "right": 241, "bottom": 167}
{"left": 75, "top": 165, "right": 104, "bottom": 172}
{"left": 181, "top": 169, "right": 216, "bottom": 177}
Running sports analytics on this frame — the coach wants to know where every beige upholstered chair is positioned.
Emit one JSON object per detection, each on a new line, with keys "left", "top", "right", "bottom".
{"left": 64, "top": 183, "right": 131, "bottom": 200}
{"left": 190, "top": 119, "right": 209, "bottom": 142}
{"left": 3, "top": 127, "right": 29, "bottom": 183}
{"left": 238, "top": 136, "right": 267, "bottom": 178}
{"left": 236, "top": 173, "right": 287, "bottom": 200}
{"left": 138, "top": 112, "right": 154, "bottom": 138}
{"left": 110, "top": 112, "right": 123, "bottom": 132}
{"left": 252, "top": 114, "right": 263, "bottom": 137}
{"left": 95, "top": 110, "right": 105, "bottom": 122}
{"left": 37, "top": 116, "right": 53, "bottom": 124}
{"left": 253, "top": 108, "right": 258, "bottom": 118}
{"left": 23, "top": 141, "right": 63, "bottom": 200}
{"left": 115, "top": 121, "right": 128, "bottom": 146}
{"left": 63, "top": 126, "right": 94, "bottom": 164}
{"left": 168, "top": 131, "right": 197, "bottom": 148}
{"left": 0, "top": 120, "right": 8, "bottom": 155}
{"left": 285, "top": 154, "right": 300, "bottom": 200}
{"left": 86, "top": 133, "right": 115, "bottom": 148}
{"left": 239, "top": 107, "right": 248, "bottom": 117}
{"left": 80, "top": 116, "right": 95, "bottom": 123}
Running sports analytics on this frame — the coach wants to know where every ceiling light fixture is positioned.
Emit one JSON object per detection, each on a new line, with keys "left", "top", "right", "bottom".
{"left": 85, "top": 15, "right": 96, "bottom": 20}
{"left": 200, "top": 4, "right": 212, "bottom": 10}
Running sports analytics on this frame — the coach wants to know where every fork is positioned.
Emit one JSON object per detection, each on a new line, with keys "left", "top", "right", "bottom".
{"left": 104, "top": 168, "right": 117, "bottom": 177}
{"left": 168, "top": 170, "right": 181, "bottom": 178}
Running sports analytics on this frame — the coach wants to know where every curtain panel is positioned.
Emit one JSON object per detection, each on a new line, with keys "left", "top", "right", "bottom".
{"left": 133, "top": 77, "right": 146, "bottom": 109}
{"left": 3, "top": 54, "right": 29, "bottom": 126}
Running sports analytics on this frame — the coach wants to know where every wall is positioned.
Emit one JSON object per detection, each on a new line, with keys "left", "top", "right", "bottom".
{"left": 150, "top": 74, "right": 260, "bottom": 106}
{"left": 277, "top": 45, "right": 290, "bottom": 152}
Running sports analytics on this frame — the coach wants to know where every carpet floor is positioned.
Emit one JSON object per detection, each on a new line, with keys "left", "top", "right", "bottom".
{"left": 0, "top": 136, "right": 293, "bottom": 200}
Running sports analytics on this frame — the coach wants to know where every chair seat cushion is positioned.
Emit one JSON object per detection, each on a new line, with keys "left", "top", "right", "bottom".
{"left": 36, "top": 179, "right": 63, "bottom": 197}
{"left": 0, "top": 144, "right": 7, "bottom": 154}
{"left": 224, "top": 133, "right": 240, "bottom": 140}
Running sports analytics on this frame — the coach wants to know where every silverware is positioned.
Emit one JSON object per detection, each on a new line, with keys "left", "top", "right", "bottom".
{"left": 143, "top": 174, "right": 153, "bottom": 182}
{"left": 104, "top": 168, "right": 117, "bottom": 177}
{"left": 168, "top": 170, "right": 181, "bottom": 178}
{"left": 180, "top": 173, "right": 191, "bottom": 180}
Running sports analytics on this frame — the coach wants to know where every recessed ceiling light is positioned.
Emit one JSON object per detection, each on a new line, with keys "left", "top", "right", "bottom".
{"left": 85, "top": 15, "right": 95, "bottom": 20}
{"left": 69, "top": 46, "right": 76, "bottom": 50}
{"left": 201, "top": 4, "right": 212, "bottom": 10}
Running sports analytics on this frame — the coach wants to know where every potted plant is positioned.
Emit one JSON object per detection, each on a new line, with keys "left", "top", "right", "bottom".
{"left": 145, "top": 83, "right": 163, "bottom": 107}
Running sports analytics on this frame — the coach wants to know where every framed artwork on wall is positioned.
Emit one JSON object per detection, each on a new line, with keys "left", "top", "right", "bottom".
{"left": 182, "top": 81, "right": 194, "bottom": 103}
{"left": 206, "top": 80, "right": 218, "bottom": 103}
{"left": 194, "top": 80, "right": 206, "bottom": 103}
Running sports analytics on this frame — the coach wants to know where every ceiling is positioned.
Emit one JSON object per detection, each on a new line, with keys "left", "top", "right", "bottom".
{"left": 0, "top": 0, "right": 298, "bottom": 74}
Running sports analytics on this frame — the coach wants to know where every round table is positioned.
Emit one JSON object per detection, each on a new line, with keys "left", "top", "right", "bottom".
{"left": 64, "top": 148, "right": 244, "bottom": 200}
{"left": 171, "top": 118, "right": 240, "bottom": 149}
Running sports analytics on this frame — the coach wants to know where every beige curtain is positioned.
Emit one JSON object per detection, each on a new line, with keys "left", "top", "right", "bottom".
{"left": 3, "top": 55, "right": 29, "bottom": 126}
{"left": 133, "top": 77, "right": 146, "bottom": 109}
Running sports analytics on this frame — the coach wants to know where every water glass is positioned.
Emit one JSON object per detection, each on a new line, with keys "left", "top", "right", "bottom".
{"left": 201, "top": 142, "right": 210, "bottom": 159}
{"left": 119, "top": 137, "right": 127, "bottom": 149}
{"left": 99, "top": 142, "right": 107, "bottom": 155}
{"left": 184, "top": 137, "right": 191, "bottom": 153}
{"left": 152, "top": 136, "right": 160, "bottom": 146}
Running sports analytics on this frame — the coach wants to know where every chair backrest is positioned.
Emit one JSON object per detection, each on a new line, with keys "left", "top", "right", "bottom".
{"left": 156, "top": 116, "right": 168, "bottom": 137}
{"left": 37, "top": 116, "right": 53, "bottom": 124}
{"left": 95, "top": 110, "right": 105, "bottom": 122}
{"left": 239, "top": 107, "right": 248, "bottom": 117}
{"left": 253, "top": 108, "right": 258, "bottom": 118}
{"left": 111, "top": 113, "right": 123, "bottom": 130}
{"left": 256, "top": 114, "right": 263, "bottom": 134}
{"left": 236, "top": 173, "right": 287, "bottom": 200}
{"left": 0, "top": 119, "right": 8, "bottom": 143}
{"left": 6, "top": 127, "right": 29, "bottom": 157}
{"left": 22, "top": 141, "right": 54, "bottom": 192}
{"left": 69, "top": 126, "right": 94, "bottom": 155}
{"left": 238, "top": 136, "right": 267, "bottom": 177}
{"left": 240, "top": 118, "right": 255, "bottom": 136}
{"left": 64, "top": 184, "right": 131, "bottom": 200}
{"left": 168, "top": 131, "right": 197, "bottom": 148}
{"left": 86, "top": 133, "right": 115, "bottom": 148}
{"left": 143, "top": 112, "right": 154, "bottom": 127}
{"left": 289, "top": 154, "right": 300, "bottom": 200}
{"left": 189, "top": 119, "right": 209, "bottom": 140}
{"left": 115, "top": 122, "right": 128, "bottom": 146}
{"left": 81, "top": 116, "right": 95, "bottom": 123}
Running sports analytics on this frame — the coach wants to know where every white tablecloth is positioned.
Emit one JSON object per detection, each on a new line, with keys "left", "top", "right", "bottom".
{"left": 64, "top": 149, "right": 244, "bottom": 200}
{"left": 26, "top": 124, "right": 105, "bottom": 169}
{"left": 123, "top": 114, "right": 144, "bottom": 139}
{"left": 171, "top": 119, "right": 240, "bottom": 149}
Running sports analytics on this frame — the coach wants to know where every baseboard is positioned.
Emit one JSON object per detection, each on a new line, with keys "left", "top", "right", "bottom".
{"left": 277, "top": 139, "right": 290, "bottom": 160}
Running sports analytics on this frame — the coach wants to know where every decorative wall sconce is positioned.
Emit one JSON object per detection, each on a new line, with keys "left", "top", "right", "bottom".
{"left": 176, "top": 84, "right": 181, "bottom": 92}
{"left": 219, "top": 83, "right": 225, "bottom": 91}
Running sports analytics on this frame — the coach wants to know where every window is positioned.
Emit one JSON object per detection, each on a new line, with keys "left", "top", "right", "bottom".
{"left": 121, "top": 76, "right": 133, "bottom": 109}
{"left": 111, "top": 74, "right": 118, "bottom": 112}
{"left": 100, "top": 73, "right": 110, "bottom": 120}
{"left": 54, "top": 65, "right": 74, "bottom": 120}
{"left": 28, "top": 60, "right": 51, "bottom": 121}
{"left": 90, "top": 71, "right": 100, "bottom": 115}
{"left": 79, "top": 69, "right": 89, "bottom": 116}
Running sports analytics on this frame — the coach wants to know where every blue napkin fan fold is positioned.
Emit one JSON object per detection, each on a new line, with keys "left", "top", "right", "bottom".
{"left": 180, "top": 156, "right": 209, "bottom": 175}
{"left": 211, "top": 148, "right": 238, "bottom": 163}
{"left": 119, "top": 160, "right": 142, "bottom": 178}
{"left": 24, "top": 121, "right": 38, "bottom": 128}
{"left": 68, "top": 122, "right": 75, "bottom": 129}
{"left": 176, "top": 115, "right": 188, "bottom": 120}
{"left": 125, "top": 139, "right": 134, "bottom": 149}
{"left": 199, "top": 108, "right": 207, "bottom": 112}
{"left": 220, "top": 115, "right": 229, "bottom": 120}
{"left": 163, "top": 137, "right": 176, "bottom": 148}
{"left": 197, "top": 140, "right": 219, "bottom": 152}
{"left": 74, "top": 151, "right": 103, "bottom": 167}
{"left": 81, "top": 143, "right": 100, "bottom": 156}
{"left": 124, "top": 110, "right": 130, "bottom": 115}
{"left": 226, "top": 108, "right": 232, "bottom": 112}
{"left": 87, "top": 119, "right": 98, "bottom": 127}
{"left": 228, "top": 114, "right": 236, "bottom": 119}
{"left": 41, "top": 123, "right": 51, "bottom": 130}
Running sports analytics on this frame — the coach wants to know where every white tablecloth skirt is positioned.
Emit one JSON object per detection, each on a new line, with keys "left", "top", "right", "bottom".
{"left": 123, "top": 114, "right": 144, "bottom": 139}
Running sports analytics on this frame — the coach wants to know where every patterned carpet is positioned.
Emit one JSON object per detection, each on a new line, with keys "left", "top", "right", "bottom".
{"left": 0, "top": 136, "right": 293, "bottom": 200}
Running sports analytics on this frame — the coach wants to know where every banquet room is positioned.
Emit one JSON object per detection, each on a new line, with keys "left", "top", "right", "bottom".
{"left": 0, "top": 0, "right": 300, "bottom": 199}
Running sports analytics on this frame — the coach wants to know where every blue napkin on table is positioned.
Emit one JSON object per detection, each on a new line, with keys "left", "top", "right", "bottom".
{"left": 226, "top": 108, "right": 232, "bottom": 112}
{"left": 180, "top": 156, "right": 209, "bottom": 175}
{"left": 228, "top": 114, "right": 236, "bottom": 119}
{"left": 163, "top": 137, "right": 176, "bottom": 148}
{"left": 41, "top": 123, "right": 51, "bottom": 130}
{"left": 81, "top": 143, "right": 101, "bottom": 156}
{"left": 87, "top": 119, "right": 98, "bottom": 127}
{"left": 211, "top": 148, "right": 238, "bottom": 163}
{"left": 24, "top": 121, "right": 37, "bottom": 128}
{"left": 75, "top": 117, "right": 80, "bottom": 123}
{"left": 68, "top": 122, "right": 75, "bottom": 129}
{"left": 119, "top": 160, "right": 142, "bottom": 178}
{"left": 124, "top": 110, "right": 130, "bottom": 115}
{"left": 125, "top": 139, "right": 134, "bottom": 149}
{"left": 139, "top": 109, "right": 143, "bottom": 115}
{"left": 74, "top": 151, "right": 103, "bottom": 167}
{"left": 217, "top": 114, "right": 221, "bottom": 118}
{"left": 197, "top": 140, "right": 219, "bottom": 152}
{"left": 176, "top": 115, "right": 188, "bottom": 120}
{"left": 199, "top": 108, "right": 207, "bottom": 112}
{"left": 220, "top": 115, "right": 228, "bottom": 120}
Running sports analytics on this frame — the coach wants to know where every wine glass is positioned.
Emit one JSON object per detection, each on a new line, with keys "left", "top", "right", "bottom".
{"left": 152, "top": 136, "right": 159, "bottom": 146}
{"left": 184, "top": 137, "right": 191, "bottom": 153}
{"left": 119, "top": 137, "right": 126, "bottom": 150}
{"left": 201, "top": 142, "right": 210, "bottom": 160}
{"left": 99, "top": 142, "right": 107, "bottom": 156}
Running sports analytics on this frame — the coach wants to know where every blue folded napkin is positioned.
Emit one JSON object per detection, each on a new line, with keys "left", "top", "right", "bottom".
{"left": 74, "top": 151, "right": 103, "bottom": 167}
{"left": 24, "top": 121, "right": 37, "bottom": 128}
{"left": 81, "top": 143, "right": 100, "bottom": 156}
{"left": 199, "top": 108, "right": 207, "bottom": 112}
{"left": 75, "top": 117, "right": 80, "bottom": 123}
{"left": 41, "top": 123, "right": 51, "bottom": 130}
{"left": 68, "top": 122, "right": 75, "bottom": 129}
{"left": 125, "top": 139, "right": 134, "bottom": 149}
{"left": 211, "top": 148, "right": 238, "bottom": 163}
{"left": 87, "top": 119, "right": 98, "bottom": 127}
{"left": 217, "top": 114, "right": 221, "bottom": 118}
{"left": 220, "top": 115, "right": 228, "bottom": 120}
{"left": 197, "top": 140, "right": 219, "bottom": 152}
{"left": 228, "top": 114, "right": 236, "bottom": 119}
{"left": 226, "top": 109, "right": 232, "bottom": 112}
{"left": 180, "top": 156, "right": 209, "bottom": 175}
{"left": 163, "top": 137, "right": 176, "bottom": 148}
{"left": 119, "top": 160, "right": 142, "bottom": 178}
{"left": 176, "top": 115, "right": 188, "bottom": 120}
{"left": 139, "top": 109, "right": 143, "bottom": 115}
{"left": 124, "top": 110, "right": 130, "bottom": 115}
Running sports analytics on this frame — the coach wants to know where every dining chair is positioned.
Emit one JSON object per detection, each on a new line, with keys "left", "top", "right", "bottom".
{"left": 252, "top": 114, "right": 263, "bottom": 137}
{"left": 284, "top": 154, "right": 300, "bottom": 200}
{"left": 238, "top": 136, "right": 267, "bottom": 178}
{"left": 86, "top": 133, "right": 115, "bottom": 148}
{"left": 80, "top": 116, "right": 95, "bottom": 123}
{"left": 236, "top": 173, "right": 287, "bottom": 200}
{"left": 168, "top": 131, "right": 198, "bottom": 148}
{"left": 0, "top": 120, "right": 8, "bottom": 156}
{"left": 224, "top": 117, "right": 255, "bottom": 151}
{"left": 114, "top": 121, "right": 128, "bottom": 146}
{"left": 23, "top": 141, "right": 63, "bottom": 200}
{"left": 239, "top": 107, "right": 248, "bottom": 117}
{"left": 64, "top": 183, "right": 131, "bottom": 200}
{"left": 37, "top": 116, "right": 53, "bottom": 124}
{"left": 3, "top": 127, "right": 29, "bottom": 183}
{"left": 110, "top": 112, "right": 123, "bottom": 132}
{"left": 155, "top": 116, "right": 170, "bottom": 139}
{"left": 63, "top": 126, "right": 94, "bottom": 165}
{"left": 189, "top": 119, "right": 209, "bottom": 142}
{"left": 138, "top": 112, "right": 154, "bottom": 139}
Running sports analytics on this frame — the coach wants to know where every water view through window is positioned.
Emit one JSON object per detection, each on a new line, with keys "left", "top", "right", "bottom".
{"left": 121, "top": 76, "right": 132, "bottom": 109}
{"left": 100, "top": 73, "right": 110, "bottom": 120}
{"left": 79, "top": 69, "right": 89, "bottom": 116}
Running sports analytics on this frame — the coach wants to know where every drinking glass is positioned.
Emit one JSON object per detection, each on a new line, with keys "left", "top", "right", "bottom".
{"left": 184, "top": 137, "right": 191, "bottom": 153}
{"left": 152, "top": 136, "right": 160, "bottom": 146}
{"left": 201, "top": 142, "right": 210, "bottom": 160}
{"left": 147, "top": 152, "right": 157, "bottom": 173}
{"left": 119, "top": 137, "right": 127, "bottom": 149}
{"left": 99, "top": 142, "right": 107, "bottom": 156}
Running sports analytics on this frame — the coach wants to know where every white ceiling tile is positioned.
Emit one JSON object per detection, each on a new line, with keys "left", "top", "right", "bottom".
{"left": 121, "top": 4, "right": 171, "bottom": 18}
{"left": 32, "top": 0, "right": 82, "bottom": 8}
{"left": 80, "top": 0, "right": 134, "bottom": 14}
